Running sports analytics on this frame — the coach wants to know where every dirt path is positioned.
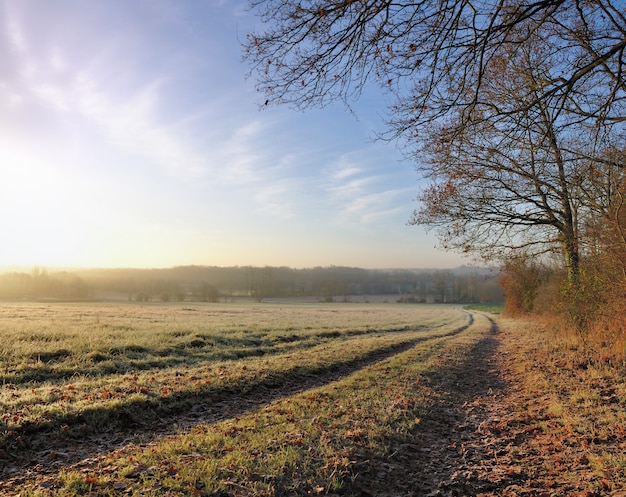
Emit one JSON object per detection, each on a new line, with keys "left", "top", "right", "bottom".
{"left": 348, "top": 315, "right": 509, "bottom": 496}
{"left": 354, "top": 316, "right": 626, "bottom": 497}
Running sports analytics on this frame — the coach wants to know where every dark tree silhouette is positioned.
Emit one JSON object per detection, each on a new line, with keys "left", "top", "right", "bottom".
{"left": 244, "top": 1, "right": 626, "bottom": 126}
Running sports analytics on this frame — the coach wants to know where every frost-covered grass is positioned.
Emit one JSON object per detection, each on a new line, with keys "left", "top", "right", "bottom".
{"left": 0, "top": 302, "right": 462, "bottom": 382}
{"left": 0, "top": 302, "right": 468, "bottom": 448}
{"left": 0, "top": 303, "right": 493, "bottom": 496}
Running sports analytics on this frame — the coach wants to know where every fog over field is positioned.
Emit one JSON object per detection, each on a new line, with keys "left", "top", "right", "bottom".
{"left": 0, "top": 264, "right": 503, "bottom": 304}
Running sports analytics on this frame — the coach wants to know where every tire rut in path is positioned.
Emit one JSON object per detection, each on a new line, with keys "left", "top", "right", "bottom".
{"left": 1, "top": 314, "right": 474, "bottom": 487}
{"left": 355, "top": 314, "right": 510, "bottom": 496}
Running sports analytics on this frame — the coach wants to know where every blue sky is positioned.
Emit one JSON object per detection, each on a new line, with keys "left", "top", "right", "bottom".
{"left": 0, "top": 0, "right": 467, "bottom": 269}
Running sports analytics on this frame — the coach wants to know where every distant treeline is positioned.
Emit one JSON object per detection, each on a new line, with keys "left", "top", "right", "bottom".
{"left": 0, "top": 265, "right": 503, "bottom": 304}
{"left": 0, "top": 267, "right": 90, "bottom": 300}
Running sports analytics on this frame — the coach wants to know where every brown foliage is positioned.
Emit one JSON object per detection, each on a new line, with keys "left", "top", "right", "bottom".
{"left": 580, "top": 195, "right": 626, "bottom": 361}
{"left": 499, "top": 257, "right": 551, "bottom": 317}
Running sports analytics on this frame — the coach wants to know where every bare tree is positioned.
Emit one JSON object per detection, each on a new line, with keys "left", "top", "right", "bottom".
{"left": 244, "top": 1, "right": 626, "bottom": 282}
{"left": 411, "top": 31, "right": 606, "bottom": 283}
{"left": 244, "top": 0, "right": 626, "bottom": 126}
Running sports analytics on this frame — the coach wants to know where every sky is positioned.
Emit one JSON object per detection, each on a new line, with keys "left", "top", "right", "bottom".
{"left": 0, "top": 0, "right": 468, "bottom": 270}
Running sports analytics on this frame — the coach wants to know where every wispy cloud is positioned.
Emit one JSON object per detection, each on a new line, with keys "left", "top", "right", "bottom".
{"left": 332, "top": 166, "right": 361, "bottom": 180}
{"left": 253, "top": 180, "right": 296, "bottom": 219}
{"left": 321, "top": 152, "right": 414, "bottom": 225}
{"left": 1, "top": 5, "right": 214, "bottom": 182}
{"left": 32, "top": 84, "right": 70, "bottom": 111}
{"left": 0, "top": 0, "right": 464, "bottom": 269}
{"left": 341, "top": 188, "right": 409, "bottom": 222}
{"left": 73, "top": 75, "right": 210, "bottom": 180}
{"left": 328, "top": 176, "right": 377, "bottom": 198}
{"left": 5, "top": 7, "right": 27, "bottom": 55}
{"left": 214, "top": 120, "right": 269, "bottom": 184}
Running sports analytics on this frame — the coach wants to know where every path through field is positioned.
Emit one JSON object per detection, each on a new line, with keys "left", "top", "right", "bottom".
{"left": 2, "top": 304, "right": 623, "bottom": 496}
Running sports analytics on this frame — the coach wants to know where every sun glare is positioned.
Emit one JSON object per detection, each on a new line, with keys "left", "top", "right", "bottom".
{"left": 0, "top": 147, "right": 96, "bottom": 267}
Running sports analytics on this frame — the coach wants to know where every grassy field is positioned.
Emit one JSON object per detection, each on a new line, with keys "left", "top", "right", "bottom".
{"left": 0, "top": 301, "right": 493, "bottom": 496}
{"left": 9, "top": 302, "right": 623, "bottom": 495}
{"left": 463, "top": 303, "right": 503, "bottom": 315}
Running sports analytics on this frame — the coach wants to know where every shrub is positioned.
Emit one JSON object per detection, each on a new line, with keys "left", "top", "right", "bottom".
{"left": 499, "top": 256, "right": 551, "bottom": 316}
